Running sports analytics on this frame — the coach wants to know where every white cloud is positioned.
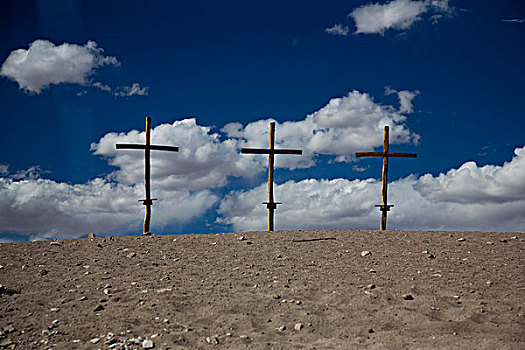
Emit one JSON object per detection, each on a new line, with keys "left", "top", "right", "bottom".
{"left": 502, "top": 19, "right": 525, "bottom": 24}
{"left": 325, "top": 24, "right": 350, "bottom": 36}
{"left": 223, "top": 90, "right": 419, "bottom": 165}
{"left": 92, "top": 118, "right": 261, "bottom": 191}
{"left": 114, "top": 82, "right": 149, "bottom": 97}
{"left": 413, "top": 146, "right": 525, "bottom": 204}
{"left": 93, "top": 81, "right": 112, "bottom": 92}
{"left": 0, "top": 40, "right": 119, "bottom": 93}
{"left": 0, "top": 175, "right": 218, "bottom": 240}
{"left": 218, "top": 146, "right": 525, "bottom": 232}
{"left": 385, "top": 86, "right": 420, "bottom": 113}
{"left": 217, "top": 178, "right": 381, "bottom": 231}
{"left": 349, "top": 0, "right": 453, "bottom": 35}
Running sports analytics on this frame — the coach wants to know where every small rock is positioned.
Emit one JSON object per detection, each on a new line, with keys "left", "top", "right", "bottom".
{"left": 93, "top": 305, "right": 104, "bottom": 312}
{"left": 368, "top": 268, "right": 376, "bottom": 273}
{"left": 90, "top": 338, "right": 100, "bottom": 344}
{"left": 50, "top": 308, "right": 60, "bottom": 312}
{"left": 361, "top": 251, "right": 372, "bottom": 257}
{"left": 127, "top": 252, "right": 137, "bottom": 258}
{"left": 457, "top": 238, "right": 466, "bottom": 242}
{"left": 368, "top": 328, "right": 375, "bottom": 333}
{"left": 88, "top": 233, "right": 96, "bottom": 239}
{"left": 278, "top": 325, "right": 286, "bottom": 332}
{"left": 142, "top": 339, "right": 154, "bottom": 348}
{"left": 237, "top": 235, "right": 246, "bottom": 241}
{"left": 3, "top": 325, "right": 15, "bottom": 334}
{"left": 427, "top": 254, "right": 436, "bottom": 259}
{"left": 367, "top": 284, "right": 376, "bottom": 289}
{"left": 294, "top": 323, "right": 303, "bottom": 331}
{"left": 511, "top": 236, "right": 518, "bottom": 240}
{"left": 205, "top": 336, "right": 219, "bottom": 344}
{"left": 50, "top": 241, "right": 62, "bottom": 246}
{"left": 104, "top": 289, "right": 112, "bottom": 295}
{"left": 402, "top": 294, "right": 414, "bottom": 300}
{"left": 0, "top": 339, "right": 13, "bottom": 347}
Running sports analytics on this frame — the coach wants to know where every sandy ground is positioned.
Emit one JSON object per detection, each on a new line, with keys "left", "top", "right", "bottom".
{"left": 0, "top": 230, "right": 523, "bottom": 349}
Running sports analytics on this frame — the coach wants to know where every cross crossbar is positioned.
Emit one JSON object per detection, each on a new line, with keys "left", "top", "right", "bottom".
{"left": 355, "top": 126, "right": 417, "bottom": 230}
{"left": 355, "top": 152, "right": 416, "bottom": 158}
{"left": 115, "top": 117, "right": 179, "bottom": 235}
{"left": 116, "top": 144, "right": 179, "bottom": 152}
{"left": 241, "top": 148, "right": 302, "bottom": 155}
{"left": 241, "top": 122, "right": 302, "bottom": 231}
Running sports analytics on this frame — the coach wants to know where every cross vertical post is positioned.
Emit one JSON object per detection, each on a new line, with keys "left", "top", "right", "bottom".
{"left": 241, "top": 122, "right": 302, "bottom": 232}
{"left": 144, "top": 117, "right": 152, "bottom": 234}
{"left": 116, "top": 117, "right": 179, "bottom": 235}
{"left": 267, "top": 122, "right": 276, "bottom": 231}
{"left": 355, "top": 126, "right": 417, "bottom": 230}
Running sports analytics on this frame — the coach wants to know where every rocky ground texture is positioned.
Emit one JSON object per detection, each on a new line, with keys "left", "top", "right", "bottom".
{"left": 0, "top": 230, "right": 523, "bottom": 349}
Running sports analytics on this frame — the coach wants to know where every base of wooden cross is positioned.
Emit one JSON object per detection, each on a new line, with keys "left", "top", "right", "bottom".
{"left": 375, "top": 204, "right": 393, "bottom": 231}
{"left": 142, "top": 232, "right": 152, "bottom": 236}
{"left": 264, "top": 202, "right": 281, "bottom": 231}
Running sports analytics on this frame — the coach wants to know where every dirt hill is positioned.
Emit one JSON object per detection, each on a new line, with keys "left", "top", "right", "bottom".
{"left": 0, "top": 230, "right": 523, "bottom": 349}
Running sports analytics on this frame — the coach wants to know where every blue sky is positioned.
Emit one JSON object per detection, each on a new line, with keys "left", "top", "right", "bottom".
{"left": 1, "top": 0, "right": 524, "bottom": 241}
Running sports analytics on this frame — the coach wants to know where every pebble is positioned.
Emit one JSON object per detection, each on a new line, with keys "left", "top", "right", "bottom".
{"left": 142, "top": 339, "right": 154, "bottom": 348}
{"left": 90, "top": 338, "right": 100, "bottom": 344}
{"left": 0, "top": 339, "right": 13, "bottom": 347}
{"left": 237, "top": 235, "right": 247, "bottom": 241}
{"left": 457, "top": 238, "right": 466, "bottom": 242}
{"left": 367, "top": 284, "right": 376, "bottom": 289}
{"left": 278, "top": 325, "right": 286, "bottom": 331}
{"left": 88, "top": 233, "right": 96, "bottom": 238}
{"left": 402, "top": 294, "right": 414, "bottom": 300}
{"left": 294, "top": 323, "right": 303, "bottom": 331}
{"left": 50, "top": 308, "right": 60, "bottom": 312}
{"left": 427, "top": 254, "right": 436, "bottom": 259}
{"left": 205, "top": 336, "right": 219, "bottom": 344}
{"left": 361, "top": 251, "right": 372, "bottom": 257}
{"left": 127, "top": 252, "right": 137, "bottom": 258}
{"left": 368, "top": 269, "right": 377, "bottom": 273}
{"left": 49, "top": 241, "right": 62, "bottom": 246}
{"left": 93, "top": 305, "right": 105, "bottom": 312}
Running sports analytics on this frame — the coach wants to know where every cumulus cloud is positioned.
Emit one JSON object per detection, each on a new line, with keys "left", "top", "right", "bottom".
{"left": 114, "top": 82, "right": 149, "bottom": 97}
{"left": 325, "top": 24, "right": 350, "bottom": 36}
{"left": 414, "top": 146, "right": 525, "bottom": 204}
{"left": 0, "top": 175, "right": 218, "bottom": 240}
{"left": 92, "top": 118, "right": 261, "bottom": 191}
{"left": 349, "top": 0, "right": 453, "bottom": 35}
{"left": 223, "top": 90, "right": 419, "bottom": 165}
{"left": 218, "top": 146, "right": 525, "bottom": 232}
{"left": 0, "top": 40, "right": 119, "bottom": 93}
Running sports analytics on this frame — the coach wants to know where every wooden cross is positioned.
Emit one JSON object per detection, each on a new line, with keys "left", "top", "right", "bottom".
{"left": 241, "top": 122, "right": 302, "bottom": 232}
{"left": 115, "top": 117, "right": 179, "bottom": 235}
{"left": 355, "top": 126, "right": 417, "bottom": 231}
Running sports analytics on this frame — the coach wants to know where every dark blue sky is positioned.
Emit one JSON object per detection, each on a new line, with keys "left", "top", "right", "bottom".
{"left": 1, "top": 0, "right": 524, "bottom": 240}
